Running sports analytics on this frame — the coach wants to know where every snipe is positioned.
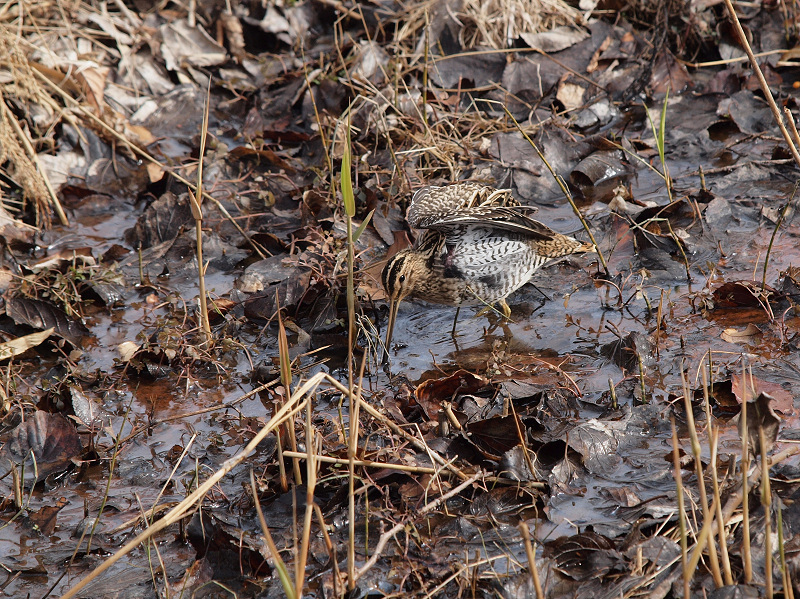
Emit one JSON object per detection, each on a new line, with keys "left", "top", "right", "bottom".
{"left": 382, "top": 182, "right": 595, "bottom": 346}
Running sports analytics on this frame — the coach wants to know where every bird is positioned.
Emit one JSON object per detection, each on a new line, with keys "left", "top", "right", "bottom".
{"left": 381, "top": 182, "right": 595, "bottom": 347}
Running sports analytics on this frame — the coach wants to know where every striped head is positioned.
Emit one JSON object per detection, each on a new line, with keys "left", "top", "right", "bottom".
{"left": 381, "top": 249, "right": 417, "bottom": 348}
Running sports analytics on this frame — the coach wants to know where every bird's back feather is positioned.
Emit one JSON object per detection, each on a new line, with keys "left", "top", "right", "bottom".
{"left": 407, "top": 183, "right": 554, "bottom": 240}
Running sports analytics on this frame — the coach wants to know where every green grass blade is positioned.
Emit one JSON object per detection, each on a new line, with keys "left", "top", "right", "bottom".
{"left": 341, "top": 126, "right": 355, "bottom": 218}
{"left": 658, "top": 87, "right": 669, "bottom": 164}
{"left": 352, "top": 209, "right": 374, "bottom": 243}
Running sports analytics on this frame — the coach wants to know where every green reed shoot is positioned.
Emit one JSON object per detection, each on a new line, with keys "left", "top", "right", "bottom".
{"left": 645, "top": 89, "right": 672, "bottom": 202}
{"left": 340, "top": 118, "right": 358, "bottom": 590}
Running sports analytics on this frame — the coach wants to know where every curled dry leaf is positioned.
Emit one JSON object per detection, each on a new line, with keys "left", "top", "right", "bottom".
{"left": 464, "top": 415, "right": 524, "bottom": 459}
{"left": 27, "top": 248, "right": 95, "bottom": 273}
{"left": 556, "top": 81, "right": 586, "bottom": 112}
{"left": 720, "top": 323, "right": 762, "bottom": 345}
{"left": 520, "top": 26, "right": 589, "bottom": 52}
{"left": 159, "top": 20, "right": 226, "bottom": 72}
{"left": 0, "top": 327, "right": 54, "bottom": 361}
{"left": 414, "top": 370, "right": 492, "bottom": 420}
{"left": 570, "top": 150, "right": 628, "bottom": 187}
{"left": 116, "top": 341, "right": 139, "bottom": 363}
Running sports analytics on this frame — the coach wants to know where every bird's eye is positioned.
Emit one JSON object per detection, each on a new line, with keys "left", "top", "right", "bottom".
{"left": 399, "top": 275, "right": 406, "bottom": 284}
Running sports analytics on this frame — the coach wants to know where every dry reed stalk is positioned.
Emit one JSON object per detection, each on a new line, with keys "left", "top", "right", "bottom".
{"left": 281, "top": 450, "right": 438, "bottom": 473}
{"left": 777, "top": 503, "right": 795, "bottom": 599}
{"left": 295, "top": 399, "right": 319, "bottom": 597}
{"left": 313, "top": 503, "right": 341, "bottom": 596}
{"left": 519, "top": 521, "right": 544, "bottom": 599}
{"left": 671, "top": 416, "right": 690, "bottom": 598}
{"left": 701, "top": 366, "right": 733, "bottom": 585}
{"left": 251, "top": 470, "right": 295, "bottom": 598}
{"left": 680, "top": 365, "right": 723, "bottom": 587}
{"left": 189, "top": 83, "right": 212, "bottom": 346}
{"left": 740, "top": 367, "right": 752, "bottom": 583}
{"left": 277, "top": 301, "right": 303, "bottom": 487}
{"left": 759, "top": 424, "right": 773, "bottom": 599}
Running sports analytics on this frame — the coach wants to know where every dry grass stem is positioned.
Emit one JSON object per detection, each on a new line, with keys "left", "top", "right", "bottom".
{"left": 250, "top": 470, "right": 295, "bottom": 599}
{"left": 702, "top": 367, "right": 733, "bottom": 585}
{"left": 295, "top": 400, "right": 318, "bottom": 598}
{"left": 684, "top": 48, "right": 783, "bottom": 68}
{"left": 281, "top": 451, "right": 438, "bottom": 473}
{"left": 759, "top": 425, "right": 773, "bottom": 599}
{"left": 777, "top": 504, "right": 795, "bottom": 599}
{"left": 190, "top": 83, "right": 212, "bottom": 346}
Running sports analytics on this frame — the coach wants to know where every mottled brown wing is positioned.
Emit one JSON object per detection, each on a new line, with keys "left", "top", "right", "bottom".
{"left": 407, "top": 183, "right": 552, "bottom": 240}
{"left": 407, "top": 183, "right": 517, "bottom": 226}
{"left": 430, "top": 207, "right": 556, "bottom": 240}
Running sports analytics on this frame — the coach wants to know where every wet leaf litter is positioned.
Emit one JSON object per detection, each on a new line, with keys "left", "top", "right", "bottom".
{"left": 0, "top": 0, "right": 799, "bottom": 598}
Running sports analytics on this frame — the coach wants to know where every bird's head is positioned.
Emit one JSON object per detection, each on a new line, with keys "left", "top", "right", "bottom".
{"left": 381, "top": 249, "right": 418, "bottom": 348}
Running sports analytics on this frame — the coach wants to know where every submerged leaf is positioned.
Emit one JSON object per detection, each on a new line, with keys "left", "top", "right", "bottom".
{"left": 721, "top": 323, "right": 762, "bottom": 345}
{"left": 544, "top": 531, "right": 625, "bottom": 581}
{"left": 0, "top": 412, "right": 82, "bottom": 482}
{"left": 415, "top": 370, "right": 492, "bottom": 420}
{"left": 712, "top": 280, "right": 781, "bottom": 309}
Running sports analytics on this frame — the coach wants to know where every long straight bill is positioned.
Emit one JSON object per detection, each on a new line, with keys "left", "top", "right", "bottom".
{"left": 385, "top": 297, "right": 400, "bottom": 349}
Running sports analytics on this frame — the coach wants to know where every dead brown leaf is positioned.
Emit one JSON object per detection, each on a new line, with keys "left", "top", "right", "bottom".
{"left": 720, "top": 323, "right": 762, "bottom": 345}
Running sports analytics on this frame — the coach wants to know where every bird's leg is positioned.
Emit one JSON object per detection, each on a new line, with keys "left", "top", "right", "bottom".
{"left": 451, "top": 306, "right": 461, "bottom": 337}
{"left": 499, "top": 299, "right": 511, "bottom": 319}
{"left": 476, "top": 300, "right": 511, "bottom": 320}
{"left": 475, "top": 305, "right": 493, "bottom": 318}
{"left": 529, "top": 282, "right": 551, "bottom": 301}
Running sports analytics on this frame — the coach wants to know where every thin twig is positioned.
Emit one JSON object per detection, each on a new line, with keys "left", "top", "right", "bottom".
{"left": 723, "top": 0, "right": 800, "bottom": 171}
